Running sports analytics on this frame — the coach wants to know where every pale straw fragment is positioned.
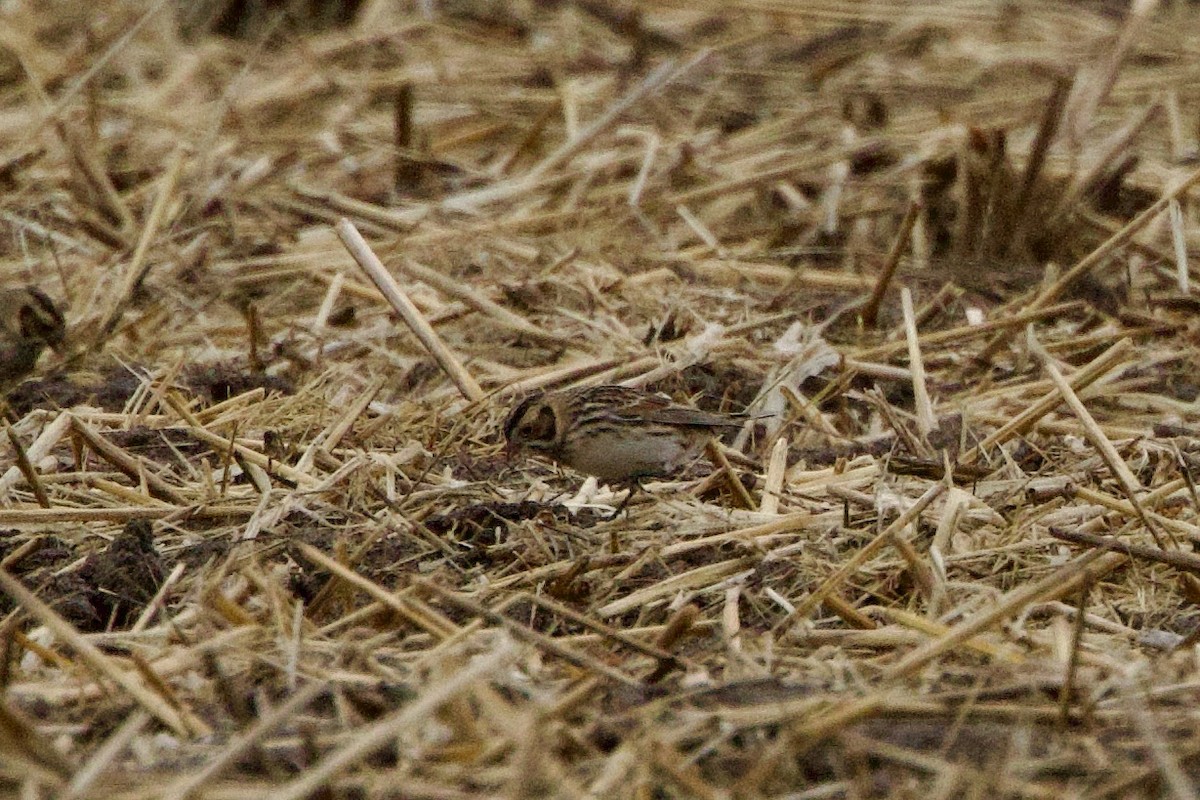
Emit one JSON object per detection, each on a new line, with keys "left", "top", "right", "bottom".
{"left": 759, "top": 436, "right": 789, "bottom": 515}
{"left": 901, "top": 288, "right": 935, "bottom": 437}
{"left": 337, "top": 218, "right": 484, "bottom": 402}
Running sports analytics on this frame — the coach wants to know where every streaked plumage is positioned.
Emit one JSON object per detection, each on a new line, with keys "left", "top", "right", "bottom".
{"left": 0, "top": 286, "right": 66, "bottom": 389}
{"left": 503, "top": 384, "right": 743, "bottom": 484}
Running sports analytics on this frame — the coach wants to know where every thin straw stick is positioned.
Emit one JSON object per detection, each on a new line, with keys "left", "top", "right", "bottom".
{"left": 397, "top": 257, "right": 569, "bottom": 346}
{"left": 862, "top": 200, "right": 920, "bottom": 327}
{"left": 443, "top": 56, "right": 691, "bottom": 211}
{"left": 961, "top": 337, "right": 1132, "bottom": 462}
{"left": 336, "top": 219, "right": 484, "bottom": 402}
{"left": 96, "top": 147, "right": 186, "bottom": 343}
{"left": 901, "top": 288, "right": 934, "bottom": 437}
{"left": 1029, "top": 330, "right": 1172, "bottom": 550}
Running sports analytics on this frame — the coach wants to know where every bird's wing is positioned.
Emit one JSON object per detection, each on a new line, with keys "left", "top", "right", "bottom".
{"left": 579, "top": 385, "right": 743, "bottom": 429}
{"left": 644, "top": 406, "right": 744, "bottom": 428}
{"left": 624, "top": 394, "right": 743, "bottom": 428}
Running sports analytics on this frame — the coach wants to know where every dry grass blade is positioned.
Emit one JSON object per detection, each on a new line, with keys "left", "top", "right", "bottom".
{"left": 1049, "top": 527, "right": 1200, "bottom": 574}
{"left": 862, "top": 200, "right": 920, "bottom": 327}
{"left": 901, "top": 288, "right": 934, "bottom": 437}
{"left": 879, "top": 607, "right": 1023, "bottom": 664}
{"left": 5, "top": 424, "right": 49, "bottom": 508}
{"left": 444, "top": 56, "right": 685, "bottom": 211}
{"left": 1058, "top": 578, "right": 1090, "bottom": 726}
{"left": 69, "top": 415, "right": 188, "bottom": 504}
{"left": 295, "top": 543, "right": 457, "bottom": 639}
{"left": 416, "top": 577, "right": 644, "bottom": 688}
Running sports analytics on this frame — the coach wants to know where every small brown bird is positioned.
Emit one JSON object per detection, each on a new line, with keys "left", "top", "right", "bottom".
{"left": 0, "top": 286, "right": 66, "bottom": 389}
{"left": 504, "top": 385, "right": 745, "bottom": 510}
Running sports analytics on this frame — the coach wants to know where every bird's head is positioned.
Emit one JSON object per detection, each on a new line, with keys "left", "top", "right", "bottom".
{"left": 502, "top": 392, "right": 561, "bottom": 457}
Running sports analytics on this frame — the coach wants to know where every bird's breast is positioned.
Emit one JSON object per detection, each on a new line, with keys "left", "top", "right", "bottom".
{"left": 556, "top": 426, "right": 707, "bottom": 483}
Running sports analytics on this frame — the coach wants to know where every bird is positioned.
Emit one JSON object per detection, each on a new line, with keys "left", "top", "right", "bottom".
{"left": 0, "top": 286, "right": 66, "bottom": 390}
{"left": 503, "top": 384, "right": 746, "bottom": 513}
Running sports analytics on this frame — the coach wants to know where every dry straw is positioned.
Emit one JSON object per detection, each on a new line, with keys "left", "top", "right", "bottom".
{"left": 2, "top": 1, "right": 1200, "bottom": 798}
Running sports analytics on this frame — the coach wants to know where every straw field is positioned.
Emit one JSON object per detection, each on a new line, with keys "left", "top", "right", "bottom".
{"left": 2, "top": 0, "right": 1200, "bottom": 797}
